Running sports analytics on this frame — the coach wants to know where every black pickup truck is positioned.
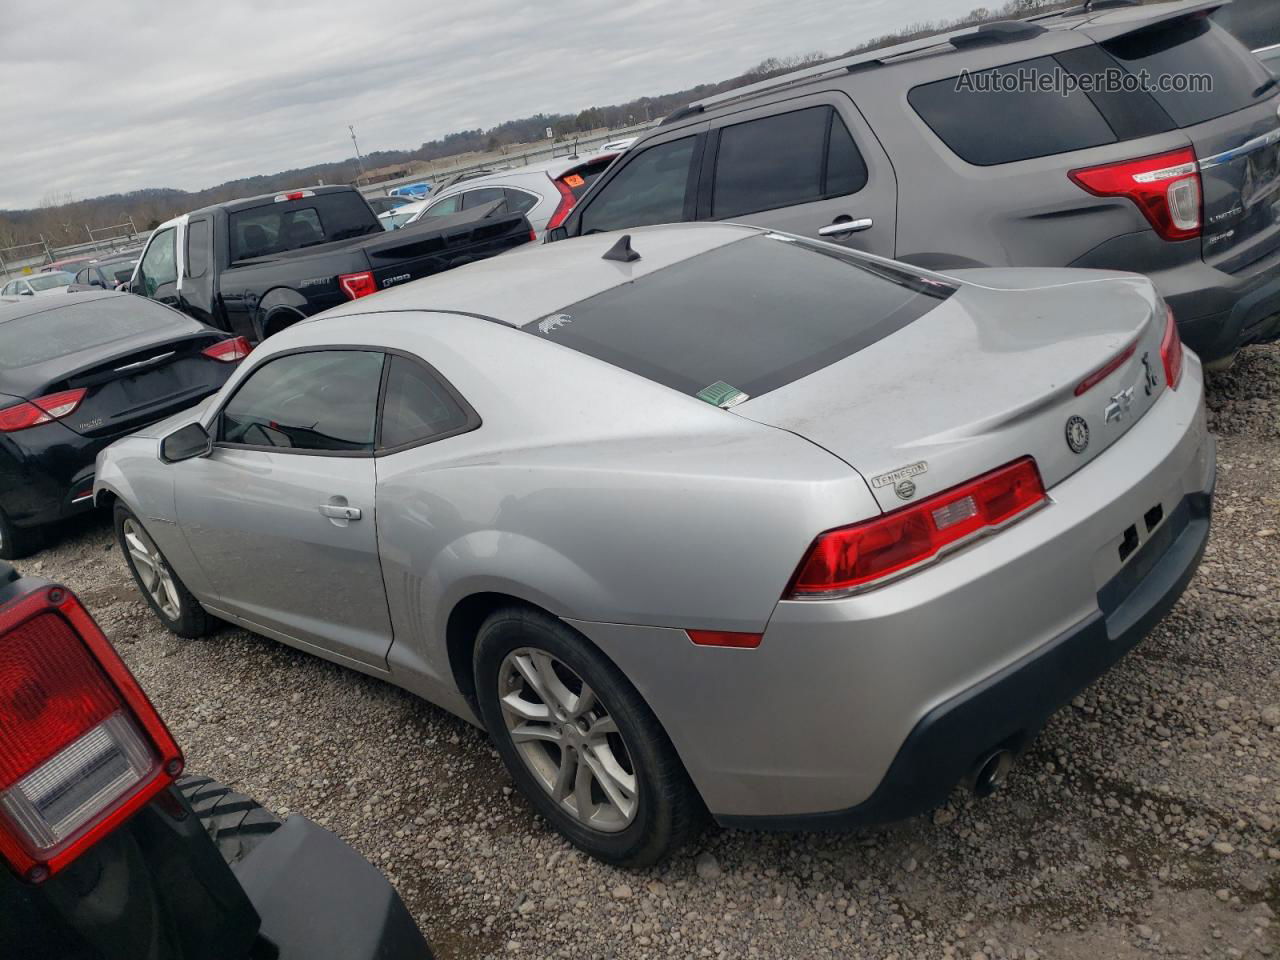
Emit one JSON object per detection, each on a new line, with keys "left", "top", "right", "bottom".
{"left": 0, "top": 561, "right": 434, "bottom": 960}
{"left": 129, "top": 185, "right": 532, "bottom": 341}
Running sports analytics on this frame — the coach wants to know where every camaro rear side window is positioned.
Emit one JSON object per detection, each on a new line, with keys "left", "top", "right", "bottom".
{"left": 526, "top": 234, "right": 952, "bottom": 401}
{"left": 711, "top": 106, "right": 868, "bottom": 219}
{"left": 378, "top": 356, "right": 473, "bottom": 449}
{"left": 220, "top": 350, "right": 384, "bottom": 453}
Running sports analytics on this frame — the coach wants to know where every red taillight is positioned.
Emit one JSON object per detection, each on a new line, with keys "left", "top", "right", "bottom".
{"left": 273, "top": 190, "right": 315, "bottom": 203}
{"left": 200, "top": 336, "right": 252, "bottom": 363}
{"left": 0, "top": 389, "right": 88, "bottom": 433}
{"left": 787, "top": 458, "right": 1047, "bottom": 598}
{"left": 0, "top": 587, "right": 182, "bottom": 882}
{"left": 339, "top": 271, "right": 377, "bottom": 300}
{"left": 1161, "top": 304, "right": 1184, "bottom": 390}
{"left": 1074, "top": 338, "right": 1139, "bottom": 397}
{"left": 545, "top": 178, "right": 578, "bottom": 231}
{"left": 1069, "top": 148, "right": 1201, "bottom": 242}
{"left": 686, "top": 630, "right": 763, "bottom": 649}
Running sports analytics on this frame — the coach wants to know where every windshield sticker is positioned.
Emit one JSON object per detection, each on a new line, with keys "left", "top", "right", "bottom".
{"left": 870, "top": 461, "right": 928, "bottom": 489}
{"left": 537, "top": 314, "right": 573, "bottom": 334}
{"left": 696, "top": 381, "right": 750, "bottom": 409}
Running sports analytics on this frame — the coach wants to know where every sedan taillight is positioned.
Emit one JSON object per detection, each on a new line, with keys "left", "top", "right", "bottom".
{"left": 0, "top": 389, "right": 88, "bottom": 433}
{"left": 1069, "top": 148, "right": 1202, "bottom": 242}
{"left": 1161, "top": 304, "right": 1184, "bottom": 390}
{"left": 0, "top": 587, "right": 182, "bottom": 882}
{"left": 201, "top": 336, "right": 252, "bottom": 363}
{"left": 787, "top": 458, "right": 1047, "bottom": 598}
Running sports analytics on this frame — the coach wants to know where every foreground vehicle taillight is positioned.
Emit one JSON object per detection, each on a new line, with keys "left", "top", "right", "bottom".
{"left": 201, "top": 336, "right": 252, "bottom": 363}
{"left": 0, "top": 389, "right": 88, "bottom": 433}
{"left": 0, "top": 587, "right": 182, "bottom": 882}
{"left": 1161, "top": 304, "right": 1184, "bottom": 390}
{"left": 1069, "top": 148, "right": 1202, "bottom": 242}
{"left": 339, "top": 270, "right": 377, "bottom": 300}
{"left": 787, "top": 458, "right": 1047, "bottom": 598}
{"left": 545, "top": 177, "right": 579, "bottom": 231}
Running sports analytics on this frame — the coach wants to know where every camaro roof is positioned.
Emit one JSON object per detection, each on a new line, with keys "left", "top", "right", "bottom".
{"left": 326, "top": 223, "right": 761, "bottom": 328}
{"left": 0, "top": 288, "right": 120, "bottom": 325}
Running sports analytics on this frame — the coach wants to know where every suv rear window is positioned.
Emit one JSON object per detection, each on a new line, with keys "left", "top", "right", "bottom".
{"left": 526, "top": 234, "right": 952, "bottom": 401}
{"left": 1102, "top": 19, "right": 1273, "bottom": 128}
{"left": 0, "top": 297, "right": 196, "bottom": 369}
{"left": 228, "top": 192, "right": 378, "bottom": 262}
{"left": 561, "top": 157, "right": 615, "bottom": 199}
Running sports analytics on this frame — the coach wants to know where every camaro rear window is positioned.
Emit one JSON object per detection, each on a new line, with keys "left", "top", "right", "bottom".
{"left": 526, "top": 234, "right": 953, "bottom": 402}
{"left": 0, "top": 298, "right": 197, "bottom": 369}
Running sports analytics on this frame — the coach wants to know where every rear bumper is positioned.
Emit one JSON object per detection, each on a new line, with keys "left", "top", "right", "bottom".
{"left": 233, "top": 815, "right": 433, "bottom": 960}
{"left": 1151, "top": 247, "right": 1280, "bottom": 361}
{"left": 718, "top": 462, "right": 1213, "bottom": 831}
{"left": 0, "top": 425, "right": 112, "bottom": 528}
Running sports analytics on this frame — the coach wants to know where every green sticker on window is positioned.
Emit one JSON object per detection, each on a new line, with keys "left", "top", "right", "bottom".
{"left": 696, "top": 381, "right": 749, "bottom": 409}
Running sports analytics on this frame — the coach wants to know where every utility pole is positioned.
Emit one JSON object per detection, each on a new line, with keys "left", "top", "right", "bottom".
{"left": 349, "top": 125, "right": 368, "bottom": 183}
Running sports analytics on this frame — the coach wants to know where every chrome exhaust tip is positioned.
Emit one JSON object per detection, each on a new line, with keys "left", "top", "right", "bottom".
{"left": 972, "top": 749, "right": 1014, "bottom": 798}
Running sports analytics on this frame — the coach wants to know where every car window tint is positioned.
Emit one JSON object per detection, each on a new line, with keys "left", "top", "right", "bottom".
{"left": 578, "top": 137, "right": 696, "bottom": 234}
{"left": 137, "top": 228, "right": 178, "bottom": 295}
{"left": 28, "top": 273, "right": 71, "bottom": 291}
{"left": 463, "top": 187, "right": 508, "bottom": 210}
{"left": 186, "top": 218, "right": 211, "bottom": 278}
{"left": 227, "top": 192, "right": 375, "bottom": 262}
{"left": 0, "top": 296, "right": 200, "bottom": 368}
{"left": 379, "top": 356, "right": 471, "bottom": 448}
{"left": 909, "top": 56, "right": 1118, "bottom": 165}
{"left": 528, "top": 234, "right": 951, "bottom": 400}
{"left": 713, "top": 107, "right": 833, "bottom": 218}
{"left": 1103, "top": 19, "right": 1272, "bottom": 127}
{"left": 220, "top": 351, "right": 384, "bottom": 453}
{"left": 504, "top": 188, "right": 539, "bottom": 214}
{"left": 422, "top": 194, "right": 462, "bottom": 218}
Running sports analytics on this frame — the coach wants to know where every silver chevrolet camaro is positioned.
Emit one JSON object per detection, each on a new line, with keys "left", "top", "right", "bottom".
{"left": 96, "top": 223, "right": 1215, "bottom": 866}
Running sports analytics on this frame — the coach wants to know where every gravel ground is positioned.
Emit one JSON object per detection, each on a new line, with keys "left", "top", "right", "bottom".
{"left": 24, "top": 343, "right": 1280, "bottom": 960}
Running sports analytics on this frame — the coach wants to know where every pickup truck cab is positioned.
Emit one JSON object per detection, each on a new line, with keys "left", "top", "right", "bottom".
{"left": 130, "top": 185, "right": 531, "bottom": 341}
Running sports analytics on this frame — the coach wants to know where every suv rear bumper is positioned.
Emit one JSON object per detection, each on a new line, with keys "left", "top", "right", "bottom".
{"left": 234, "top": 814, "right": 433, "bottom": 960}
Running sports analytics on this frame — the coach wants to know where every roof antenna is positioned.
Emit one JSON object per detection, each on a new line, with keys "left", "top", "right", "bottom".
{"left": 602, "top": 234, "right": 641, "bottom": 263}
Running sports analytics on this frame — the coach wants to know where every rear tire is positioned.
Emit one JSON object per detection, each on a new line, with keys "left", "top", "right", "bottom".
{"left": 114, "top": 503, "right": 214, "bottom": 638}
{"left": 178, "top": 776, "right": 282, "bottom": 866}
{"left": 473, "top": 605, "right": 699, "bottom": 868}
{"left": 0, "top": 509, "right": 44, "bottom": 561}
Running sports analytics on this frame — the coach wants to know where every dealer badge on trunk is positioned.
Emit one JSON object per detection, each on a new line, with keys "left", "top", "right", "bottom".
{"left": 1066, "top": 416, "right": 1090, "bottom": 455}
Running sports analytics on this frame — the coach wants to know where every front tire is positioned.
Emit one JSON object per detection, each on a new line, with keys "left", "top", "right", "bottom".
{"left": 114, "top": 503, "right": 214, "bottom": 638}
{"left": 474, "top": 606, "right": 699, "bottom": 867}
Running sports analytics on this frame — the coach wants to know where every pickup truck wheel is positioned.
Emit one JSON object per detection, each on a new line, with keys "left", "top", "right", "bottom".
{"left": 178, "top": 776, "right": 282, "bottom": 866}
{"left": 0, "top": 509, "right": 43, "bottom": 561}
{"left": 114, "top": 503, "right": 214, "bottom": 638}
{"left": 262, "top": 309, "right": 305, "bottom": 340}
{"left": 474, "top": 606, "right": 700, "bottom": 868}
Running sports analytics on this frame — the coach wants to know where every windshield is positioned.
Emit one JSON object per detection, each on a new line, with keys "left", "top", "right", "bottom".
{"left": 29, "top": 273, "right": 72, "bottom": 291}
{"left": 526, "top": 234, "right": 954, "bottom": 402}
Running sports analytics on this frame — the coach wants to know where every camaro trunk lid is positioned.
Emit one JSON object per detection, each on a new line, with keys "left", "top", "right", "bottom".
{"left": 733, "top": 269, "right": 1171, "bottom": 512}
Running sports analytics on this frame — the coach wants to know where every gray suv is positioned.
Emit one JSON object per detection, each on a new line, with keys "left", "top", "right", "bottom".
{"left": 548, "top": 0, "right": 1280, "bottom": 366}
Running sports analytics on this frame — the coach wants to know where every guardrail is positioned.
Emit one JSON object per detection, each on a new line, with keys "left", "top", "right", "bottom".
{"left": 1, "top": 226, "right": 148, "bottom": 284}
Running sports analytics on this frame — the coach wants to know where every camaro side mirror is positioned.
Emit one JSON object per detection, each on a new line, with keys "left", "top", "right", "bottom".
{"left": 160, "top": 422, "right": 212, "bottom": 463}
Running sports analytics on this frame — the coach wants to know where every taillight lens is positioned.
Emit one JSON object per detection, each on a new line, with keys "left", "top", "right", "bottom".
{"left": 0, "top": 388, "right": 88, "bottom": 433}
{"left": 0, "top": 587, "right": 182, "bottom": 882}
{"left": 1074, "top": 339, "right": 1138, "bottom": 397}
{"left": 1161, "top": 304, "right": 1184, "bottom": 390}
{"left": 545, "top": 178, "right": 578, "bottom": 231}
{"left": 201, "top": 336, "right": 252, "bottom": 363}
{"left": 1069, "top": 148, "right": 1201, "bottom": 242}
{"left": 339, "top": 271, "right": 377, "bottom": 300}
{"left": 787, "top": 458, "right": 1047, "bottom": 598}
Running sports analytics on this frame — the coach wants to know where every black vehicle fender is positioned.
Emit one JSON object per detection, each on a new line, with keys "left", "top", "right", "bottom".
{"left": 253, "top": 288, "right": 311, "bottom": 341}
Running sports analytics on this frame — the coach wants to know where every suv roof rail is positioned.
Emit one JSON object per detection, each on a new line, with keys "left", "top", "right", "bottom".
{"left": 658, "top": 104, "right": 705, "bottom": 127}
{"left": 1082, "top": 0, "right": 1140, "bottom": 9}
{"left": 949, "top": 20, "right": 1047, "bottom": 48}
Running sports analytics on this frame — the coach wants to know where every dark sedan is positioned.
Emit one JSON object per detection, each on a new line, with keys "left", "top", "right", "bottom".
{"left": 0, "top": 291, "right": 249, "bottom": 558}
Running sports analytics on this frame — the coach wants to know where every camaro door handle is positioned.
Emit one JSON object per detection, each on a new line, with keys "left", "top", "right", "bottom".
{"left": 318, "top": 503, "right": 362, "bottom": 521}
{"left": 818, "top": 218, "right": 874, "bottom": 237}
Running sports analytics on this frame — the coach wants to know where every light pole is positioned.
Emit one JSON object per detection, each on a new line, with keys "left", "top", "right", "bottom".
{"left": 349, "top": 125, "right": 368, "bottom": 182}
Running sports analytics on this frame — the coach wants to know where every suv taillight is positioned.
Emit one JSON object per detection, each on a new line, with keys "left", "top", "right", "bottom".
{"left": 0, "top": 389, "right": 88, "bottom": 433}
{"left": 545, "top": 178, "right": 578, "bottom": 231}
{"left": 201, "top": 336, "right": 252, "bottom": 363}
{"left": 1161, "top": 304, "right": 1184, "bottom": 390}
{"left": 339, "top": 271, "right": 377, "bottom": 300}
{"left": 1069, "top": 148, "right": 1202, "bottom": 242}
{"left": 0, "top": 586, "right": 182, "bottom": 882}
{"left": 787, "top": 458, "right": 1047, "bottom": 598}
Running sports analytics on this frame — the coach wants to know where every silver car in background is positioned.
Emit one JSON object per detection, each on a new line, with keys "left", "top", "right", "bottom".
{"left": 96, "top": 223, "right": 1214, "bottom": 866}
{"left": 1, "top": 271, "right": 74, "bottom": 297}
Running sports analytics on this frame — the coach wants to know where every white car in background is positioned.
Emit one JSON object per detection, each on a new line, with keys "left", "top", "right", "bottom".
{"left": 1, "top": 272, "right": 74, "bottom": 297}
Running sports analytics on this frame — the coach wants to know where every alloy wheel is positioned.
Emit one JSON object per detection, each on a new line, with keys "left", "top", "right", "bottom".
{"left": 497, "top": 648, "right": 639, "bottom": 832}
{"left": 122, "top": 518, "right": 182, "bottom": 621}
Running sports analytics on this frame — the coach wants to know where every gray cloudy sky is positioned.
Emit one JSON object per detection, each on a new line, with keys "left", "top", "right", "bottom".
{"left": 0, "top": 0, "right": 979, "bottom": 210}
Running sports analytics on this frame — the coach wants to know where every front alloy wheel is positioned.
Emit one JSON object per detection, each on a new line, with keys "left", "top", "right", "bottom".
{"left": 498, "top": 648, "right": 638, "bottom": 832}
{"left": 114, "top": 503, "right": 213, "bottom": 639}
